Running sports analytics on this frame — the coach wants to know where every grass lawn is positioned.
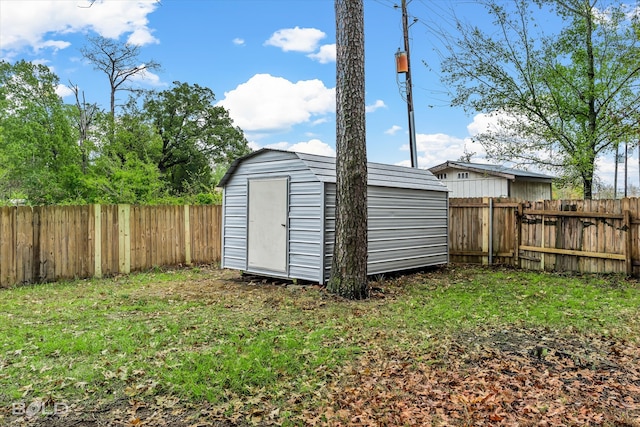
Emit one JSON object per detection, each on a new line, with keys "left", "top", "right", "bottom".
{"left": 0, "top": 265, "right": 638, "bottom": 426}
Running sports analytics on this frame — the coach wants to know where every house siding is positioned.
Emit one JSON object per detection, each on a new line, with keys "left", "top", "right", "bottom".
{"left": 430, "top": 162, "right": 554, "bottom": 199}
{"left": 510, "top": 180, "right": 551, "bottom": 201}
{"left": 440, "top": 171, "right": 509, "bottom": 198}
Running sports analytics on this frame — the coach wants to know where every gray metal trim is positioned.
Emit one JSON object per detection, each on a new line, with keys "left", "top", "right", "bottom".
{"left": 221, "top": 187, "right": 226, "bottom": 268}
{"left": 319, "top": 181, "right": 326, "bottom": 284}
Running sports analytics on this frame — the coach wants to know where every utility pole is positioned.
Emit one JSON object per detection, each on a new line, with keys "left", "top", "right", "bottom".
{"left": 614, "top": 143, "right": 619, "bottom": 199}
{"left": 397, "top": 0, "right": 418, "bottom": 168}
{"left": 624, "top": 140, "right": 628, "bottom": 198}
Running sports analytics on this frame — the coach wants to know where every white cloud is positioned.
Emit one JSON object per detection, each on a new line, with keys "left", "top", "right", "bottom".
{"left": 0, "top": 0, "right": 159, "bottom": 55}
{"left": 308, "top": 44, "right": 336, "bottom": 63}
{"left": 265, "top": 27, "right": 326, "bottom": 53}
{"left": 264, "top": 142, "right": 291, "bottom": 151}
{"left": 385, "top": 125, "right": 402, "bottom": 135}
{"left": 366, "top": 99, "right": 386, "bottom": 113}
{"left": 127, "top": 28, "right": 158, "bottom": 46}
{"left": 128, "top": 67, "right": 165, "bottom": 87}
{"left": 249, "top": 139, "right": 335, "bottom": 157}
{"left": 247, "top": 141, "right": 262, "bottom": 151}
{"left": 233, "top": 38, "right": 245, "bottom": 46}
{"left": 397, "top": 132, "right": 486, "bottom": 169}
{"left": 289, "top": 139, "right": 335, "bottom": 156}
{"left": 40, "top": 40, "right": 72, "bottom": 51}
{"left": 55, "top": 84, "right": 75, "bottom": 99}
{"left": 218, "top": 73, "right": 335, "bottom": 133}
{"left": 466, "top": 112, "right": 509, "bottom": 136}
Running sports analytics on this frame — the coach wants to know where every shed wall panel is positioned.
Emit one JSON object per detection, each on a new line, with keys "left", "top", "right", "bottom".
{"left": 288, "top": 180, "right": 324, "bottom": 282}
{"left": 322, "top": 183, "right": 448, "bottom": 282}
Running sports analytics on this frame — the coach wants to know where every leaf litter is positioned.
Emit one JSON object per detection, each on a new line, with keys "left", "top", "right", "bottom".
{"left": 1, "top": 265, "right": 638, "bottom": 426}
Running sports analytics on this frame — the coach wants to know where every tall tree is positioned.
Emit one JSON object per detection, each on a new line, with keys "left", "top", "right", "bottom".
{"left": 440, "top": 0, "right": 640, "bottom": 199}
{"left": 144, "top": 82, "right": 250, "bottom": 194}
{"left": 69, "top": 83, "right": 100, "bottom": 173}
{"left": 327, "top": 0, "right": 369, "bottom": 299}
{"left": 80, "top": 35, "right": 160, "bottom": 119}
{"left": 0, "top": 60, "right": 81, "bottom": 204}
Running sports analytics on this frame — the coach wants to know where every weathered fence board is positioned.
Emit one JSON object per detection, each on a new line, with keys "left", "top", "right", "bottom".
{"left": 0, "top": 205, "right": 222, "bottom": 287}
{"left": 450, "top": 197, "right": 639, "bottom": 276}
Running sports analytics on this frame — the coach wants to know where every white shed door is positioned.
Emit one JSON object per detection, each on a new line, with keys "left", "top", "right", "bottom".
{"left": 247, "top": 178, "right": 288, "bottom": 272}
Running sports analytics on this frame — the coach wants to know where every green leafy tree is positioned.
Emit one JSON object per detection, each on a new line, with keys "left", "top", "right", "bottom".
{"left": 144, "top": 81, "right": 250, "bottom": 195}
{"left": 85, "top": 95, "right": 165, "bottom": 204}
{"left": 88, "top": 153, "right": 165, "bottom": 204}
{"left": 0, "top": 60, "right": 82, "bottom": 204}
{"left": 440, "top": 0, "right": 640, "bottom": 199}
{"left": 328, "top": 0, "right": 369, "bottom": 299}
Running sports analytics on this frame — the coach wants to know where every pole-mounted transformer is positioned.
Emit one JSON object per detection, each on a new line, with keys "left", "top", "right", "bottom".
{"left": 395, "top": 0, "right": 418, "bottom": 168}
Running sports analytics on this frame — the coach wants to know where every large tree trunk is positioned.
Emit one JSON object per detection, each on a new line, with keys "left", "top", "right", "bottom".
{"left": 328, "top": 0, "right": 368, "bottom": 299}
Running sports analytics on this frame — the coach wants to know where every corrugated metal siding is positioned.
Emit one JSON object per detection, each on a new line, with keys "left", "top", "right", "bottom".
{"left": 322, "top": 184, "right": 448, "bottom": 282}
{"left": 296, "top": 152, "right": 448, "bottom": 192}
{"left": 221, "top": 150, "right": 324, "bottom": 282}
{"left": 323, "top": 184, "right": 336, "bottom": 281}
{"left": 288, "top": 180, "right": 324, "bottom": 282}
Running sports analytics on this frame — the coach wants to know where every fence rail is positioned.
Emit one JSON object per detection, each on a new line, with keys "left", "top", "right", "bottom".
{"left": 0, "top": 205, "right": 221, "bottom": 287}
{"left": 449, "top": 197, "right": 640, "bottom": 276}
{"left": 1, "top": 199, "right": 638, "bottom": 287}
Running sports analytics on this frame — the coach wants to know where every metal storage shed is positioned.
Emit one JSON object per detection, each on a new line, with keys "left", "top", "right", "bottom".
{"left": 219, "top": 148, "right": 449, "bottom": 283}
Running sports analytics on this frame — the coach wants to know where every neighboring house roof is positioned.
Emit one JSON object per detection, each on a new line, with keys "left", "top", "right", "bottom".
{"left": 429, "top": 161, "right": 554, "bottom": 182}
{"left": 220, "top": 148, "right": 449, "bottom": 192}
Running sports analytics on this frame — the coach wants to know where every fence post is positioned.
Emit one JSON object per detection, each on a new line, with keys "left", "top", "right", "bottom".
{"left": 482, "top": 197, "right": 490, "bottom": 265}
{"left": 540, "top": 213, "right": 546, "bottom": 271}
{"left": 94, "top": 205, "right": 102, "bottom": 278}
{"left": 184, "top": 205, "right": 191, "bottom": 266}
{"left": 118, "top": 204, "right": 131, "bottom": 274}
{"left": 624, "top": 209, "right": 632, "bottom": 276}
{"left": 488, "top": 198, "right": 494, "bottom": 265}
{"left": 513, "top": 202, "right": 521, "bottom": 268}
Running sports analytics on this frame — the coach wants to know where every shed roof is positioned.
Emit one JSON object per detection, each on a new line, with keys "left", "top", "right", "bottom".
{"left": 429, "top": 161, "right": 554, "bottom": 181}
{"left": 220, "top": 148, "right": 448, "bottom": 192}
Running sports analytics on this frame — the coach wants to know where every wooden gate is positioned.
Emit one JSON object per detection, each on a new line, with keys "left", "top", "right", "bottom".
{"left": 449, "top": 198, "right": 639, "bottom": 276}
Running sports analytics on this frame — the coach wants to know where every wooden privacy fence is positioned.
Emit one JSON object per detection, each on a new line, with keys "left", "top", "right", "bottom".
{"left": 0, "top": 205, "right": 221, "bottom": 287}
{"left": 449, "top": 197, "right": 640, "bottom": 276}
{"left": 2, "top": 199, "right": 639, "bottom": 287}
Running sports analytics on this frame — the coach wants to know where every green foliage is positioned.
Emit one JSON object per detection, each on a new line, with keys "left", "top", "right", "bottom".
{"left": 87, "top": 153, "right": 167, "bottom": 204}
{"left": 0, "top": 60, "right": 82, "bottom": 204}
{"left": 144, "top": 81, "right": 250, "bottom": 195}
{"left": 441, "top": 0, "right": 640, "bottom": 199}
{"left": 0, "top": 60, "right": 249, "bottom": 205}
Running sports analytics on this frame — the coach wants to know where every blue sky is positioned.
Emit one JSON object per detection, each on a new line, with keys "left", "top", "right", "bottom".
{"left": 1, "top": 0, "right": 637, "bottom": 187}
